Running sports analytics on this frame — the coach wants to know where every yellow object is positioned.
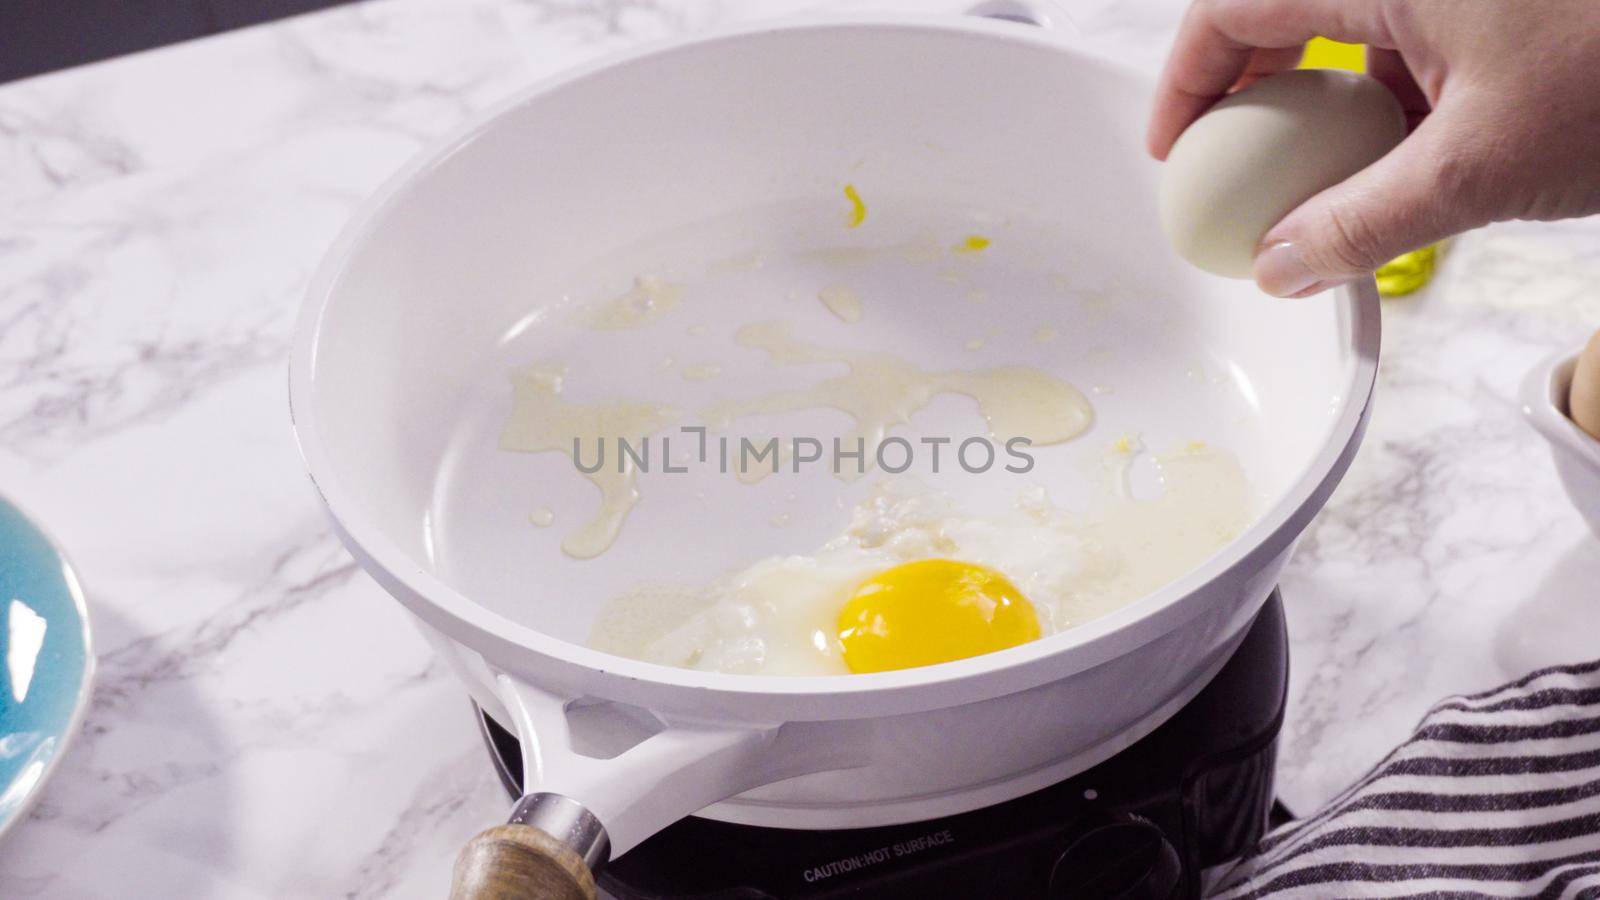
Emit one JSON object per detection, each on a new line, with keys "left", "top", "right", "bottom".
{"left": 957, "top": 234, "right": 991, "bottom": 253}
{"left": 837, "top": 559, "right": 1041, "bottom": 673}
{"left": 843, "top": 184, "right": 867, "bottom": 228}
{"left": 1299, "top": 37, "right": 1366, "bottom": 73}
{"left": 1300, "top": 36, "right": 1439, "bottom": 297}
{"left": 1375, "top": 244, "right": 1439, "bottom": 296}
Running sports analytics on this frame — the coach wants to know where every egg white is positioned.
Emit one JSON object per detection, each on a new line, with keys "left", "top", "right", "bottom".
{"left": 590, "top": 444, "right": 1253, "bottom": 677}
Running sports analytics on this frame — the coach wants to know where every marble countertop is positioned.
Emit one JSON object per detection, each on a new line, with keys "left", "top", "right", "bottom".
{"left": 2, "top": 0, "right": 1596, "bottom": 896}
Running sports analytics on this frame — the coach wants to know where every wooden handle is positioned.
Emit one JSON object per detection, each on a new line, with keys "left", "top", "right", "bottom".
{"left": 449, "top": 824, "right": 597, "bottom": 900}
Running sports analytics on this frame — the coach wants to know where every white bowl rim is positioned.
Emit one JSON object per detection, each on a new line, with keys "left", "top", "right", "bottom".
{"left": 288, "top": 14, "right": 1382, "bottom": 716}
{"left": 1521, "top": 346, "right": 1600, "bottom": 469}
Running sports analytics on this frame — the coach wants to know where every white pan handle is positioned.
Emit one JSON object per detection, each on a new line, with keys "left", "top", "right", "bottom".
{"left": 824, "top": 0, "right": 1075, "bottom": 32}
{"left": 451, "top": 674, "right": 866, "bottom": 900}
{"left": 961, "top": 0, "right": 1072, "bottom": 30}
{"left": 498, "top": 672, "right": 772, "bottom": 856}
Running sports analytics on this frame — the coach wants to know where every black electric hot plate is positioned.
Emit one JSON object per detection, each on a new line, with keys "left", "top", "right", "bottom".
{"left": 477, "top": 591, "right": 1290, "bottom": 899}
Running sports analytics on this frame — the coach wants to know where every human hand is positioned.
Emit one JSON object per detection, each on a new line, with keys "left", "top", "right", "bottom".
{"left": 1147, "top": 0, "right": 1600, "bottom": 297}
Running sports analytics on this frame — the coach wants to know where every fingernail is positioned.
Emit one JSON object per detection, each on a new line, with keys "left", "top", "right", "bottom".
{"left": 1253, "top": 241, "right": 1319, "bottom": 298}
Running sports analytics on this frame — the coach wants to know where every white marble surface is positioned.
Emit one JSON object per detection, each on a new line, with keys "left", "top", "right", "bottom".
{"left": 0, "top": 0, "right": 1596, "bottom": 896}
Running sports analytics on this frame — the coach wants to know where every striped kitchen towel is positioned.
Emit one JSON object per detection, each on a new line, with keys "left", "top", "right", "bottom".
{"left": 1209, "top": 658, "right": 1600, "bottom": 898}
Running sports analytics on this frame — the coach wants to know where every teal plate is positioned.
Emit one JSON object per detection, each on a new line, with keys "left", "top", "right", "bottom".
{"left": 0, "top": 499, "right": 92, "bottom": 840}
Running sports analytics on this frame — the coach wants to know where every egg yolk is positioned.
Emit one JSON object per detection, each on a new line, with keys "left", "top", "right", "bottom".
{"left": 837, "top": 559, "right": 1041, "bottom": 674}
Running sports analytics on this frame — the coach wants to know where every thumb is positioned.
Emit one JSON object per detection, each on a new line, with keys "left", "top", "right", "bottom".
{"left": 1252, "top": 107, "right": 1486, "bottom": 297}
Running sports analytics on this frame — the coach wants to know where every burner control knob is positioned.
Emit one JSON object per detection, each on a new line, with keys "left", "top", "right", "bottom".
{"left": 1048, "top": 818, "right": 1183, "bottom": 899}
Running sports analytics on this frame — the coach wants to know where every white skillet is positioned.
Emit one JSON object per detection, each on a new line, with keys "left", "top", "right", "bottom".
{"left": 289, "top": 3, "right": 1379, "bottom": 895}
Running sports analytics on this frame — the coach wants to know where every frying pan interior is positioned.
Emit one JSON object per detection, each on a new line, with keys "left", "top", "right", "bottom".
{"left": 302, "top": 23, "right": 1358, "bottom": 647}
